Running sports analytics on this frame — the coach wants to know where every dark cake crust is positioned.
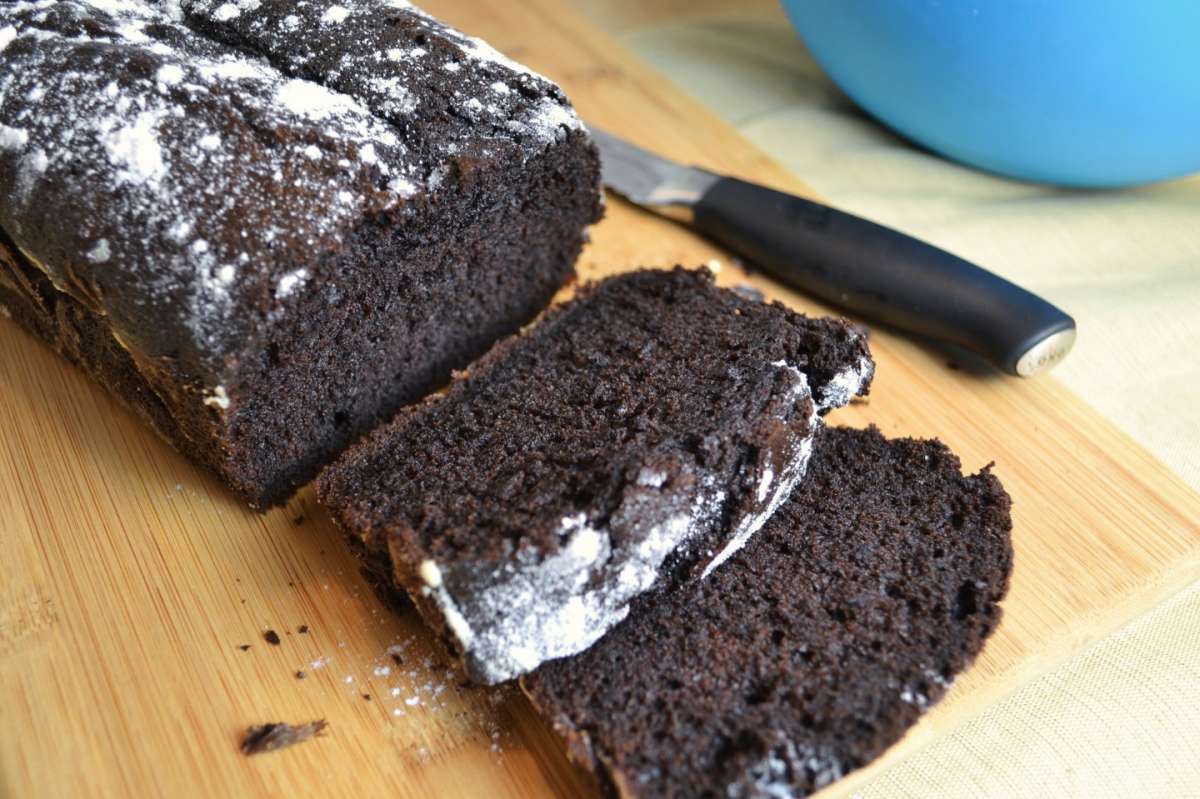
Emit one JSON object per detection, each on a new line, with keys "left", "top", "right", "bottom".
{"left": 318, "top": 268, "right": 873, "bottom": 684}
{"left": 522, "top": 426, "right": 1013, "bottom": 799}
{"left": 0, "top": 0, "right": 602, "bottom": 507}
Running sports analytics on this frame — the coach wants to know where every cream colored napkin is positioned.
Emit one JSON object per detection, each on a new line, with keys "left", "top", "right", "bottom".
{"left": 859, "top": 579, "right": 1200, "bottom": 797}
{"left": 577, "top": 2, "right": 1200, "bottom": 796}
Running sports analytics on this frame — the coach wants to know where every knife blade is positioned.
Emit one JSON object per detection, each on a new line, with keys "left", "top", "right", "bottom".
{"left": 590, "top": 126, "right": 1076, "bottom": 377}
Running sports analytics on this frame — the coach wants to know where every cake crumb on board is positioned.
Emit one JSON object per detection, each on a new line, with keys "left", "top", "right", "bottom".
{"left": 240, "top": 720, "right": 328, "bottom": 755}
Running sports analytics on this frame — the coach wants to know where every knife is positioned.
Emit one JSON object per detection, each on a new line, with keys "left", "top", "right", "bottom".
{"left": 591, "top": 127, "right": 1076, "bottom": 377}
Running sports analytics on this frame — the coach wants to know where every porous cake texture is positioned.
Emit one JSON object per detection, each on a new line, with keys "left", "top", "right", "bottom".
{"left": 319, "top": 268, "right": 873, "bottom": 683}
{"left": 524, "top": 426, "right": 1013, "bottom": 798}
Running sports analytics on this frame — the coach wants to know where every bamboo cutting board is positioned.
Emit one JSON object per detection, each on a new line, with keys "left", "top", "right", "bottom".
{"left": 3, "top": 2, "right": 1200, "bottom": 797}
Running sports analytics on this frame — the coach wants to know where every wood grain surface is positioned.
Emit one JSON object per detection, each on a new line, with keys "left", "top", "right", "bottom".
{"left": 3, "top": 1, "right": 1199, "bottom": 797}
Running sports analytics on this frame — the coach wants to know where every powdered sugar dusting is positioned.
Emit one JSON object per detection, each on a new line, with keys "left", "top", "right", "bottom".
{"left": 321, "top": 5, "right": 350, "bottom": 24}
{"left": 179, "top": 0, "right": 585, "bottom": 151}
{"left": 86, "top": 239, "right": 111, "bottom": 264}
{"left": 0, "top": 0, "right": 592, "bottom": 402}
{"left": 817, "top": 353, "right": 874, "bottom": 411}
{"left": 211, "top": 3, "right": 240, "bottom": 21}
{"left": 101, "top": 110, "right": 167, "bottom": 184}
{"left": 275, "top": 79, "right": 359, "bottom": 119}
{"left": 13, "top": 147, "right": 47, "bottom": 202}
{"left": 702, "top": 365, "right": 817, "bottom": 579}
{"left": 411, "top": 360, "right": 820, "bottom": 683}
{"left": 387, "top": 176, "right": 418, "bottom": 197}
{"left": 0, "top": 25, "right": 18, "bottom": 52}
{"left": 0, "top": 0, "right": 419, "bottom": 382}
{"left": 727, "top": 740, "right": 845, "bottom": 798}
{"left": 412, "top": 513, "right": 626, "bottom": 684}
{"left": 156, "top": 63, "right": 184, "bottom": 85}
{"left": 0, "top": 124, "right": 28, "bottom": 151}
{"left": 275, "top": 268, "right": 309, "bottom": 299}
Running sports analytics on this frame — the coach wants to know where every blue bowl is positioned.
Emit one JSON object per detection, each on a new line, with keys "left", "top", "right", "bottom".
{"left": 781, "top": 0, "right": 1200, "bottom": 187}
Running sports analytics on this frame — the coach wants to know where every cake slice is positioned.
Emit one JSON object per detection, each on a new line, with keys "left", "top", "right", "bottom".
{"left": 0, "top": 0, "right": 601, "bottom": 508}
{"left": 318, "top": 268, "right": 873, "bottom": 683}
{"left": 522, "top": 426, "right": 1013, "bottom": 798}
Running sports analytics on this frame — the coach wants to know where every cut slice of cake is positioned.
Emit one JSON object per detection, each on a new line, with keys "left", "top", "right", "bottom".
{"left": 0, "top": 0, "right": 601, "bottom": 508}
{"left": 522, "top": 426, "right": 1013, "bottom": 798}
{"left": 318, "top": 267, "right": 873, "bottom": 683}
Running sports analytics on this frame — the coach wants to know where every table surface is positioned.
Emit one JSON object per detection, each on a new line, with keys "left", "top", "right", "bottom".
{"left": 3, "top": 2, "right": 1200, "bottom": 798}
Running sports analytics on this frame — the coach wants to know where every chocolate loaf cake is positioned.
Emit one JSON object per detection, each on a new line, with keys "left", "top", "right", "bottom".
{"left": 523, "top": 426, "right": 1013, "bottom": 798}
{"left": 0, "top": 0, "right": 602, "bottom": 508}
{"left": 318, "top": 268, "right": 873, "bottom": 684}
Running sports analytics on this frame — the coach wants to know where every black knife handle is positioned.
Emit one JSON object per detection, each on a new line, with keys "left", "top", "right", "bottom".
{"left": 692, "top": 177, "right": 1076, "bottom": 376}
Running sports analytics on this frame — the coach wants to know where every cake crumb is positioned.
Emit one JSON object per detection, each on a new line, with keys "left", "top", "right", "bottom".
{"left": 263, "top": 630, "right": 281, "bottom": 645}
{"left": 237, "top": 644, "right": 251, "bottom": 652}
{"left": 240, "top": 720, "right": 328, "bottom": 755}
{"left": 298, "top": 625, "right": 309, "bottom": 634}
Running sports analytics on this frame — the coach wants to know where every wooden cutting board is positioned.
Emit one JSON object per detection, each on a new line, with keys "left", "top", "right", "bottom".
{"left": 3, "top": 1, "right": 1199, "bottom": 796}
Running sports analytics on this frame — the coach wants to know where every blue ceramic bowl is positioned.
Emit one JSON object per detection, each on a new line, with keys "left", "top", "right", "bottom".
{"left": 781, "top": 0, "right": 1200, "bottom": 187}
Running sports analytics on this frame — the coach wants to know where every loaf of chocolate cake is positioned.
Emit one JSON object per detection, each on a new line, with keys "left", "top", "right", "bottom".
{"left": 0, "top": 0, "right": 602, "bottom": 508}
{"left": 523, "top": 426, "right": 1013, "bottom": 798}
{"left": 318, "top": 268, "right": 873, "bottom": 684}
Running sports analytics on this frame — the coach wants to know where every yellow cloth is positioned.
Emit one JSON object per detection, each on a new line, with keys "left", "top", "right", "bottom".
{"left": 578, "top": 2, "right": 1200, "bottom": 796}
